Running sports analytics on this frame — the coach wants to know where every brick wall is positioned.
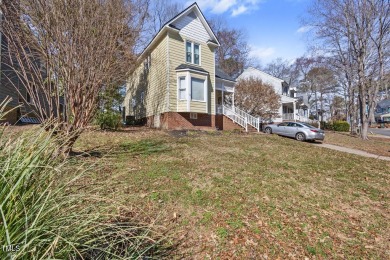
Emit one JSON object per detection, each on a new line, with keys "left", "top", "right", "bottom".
{"left": 166, "top": 112, "right": 216, "bottom": 130}
{"left": 144, "top": 112, "right": 245, "bottom": 131}
{"left": 215, "top": 114, "right": 245, "bottom": 131}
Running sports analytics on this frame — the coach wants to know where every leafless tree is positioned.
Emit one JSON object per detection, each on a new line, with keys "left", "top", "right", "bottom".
{"left": 306, "top": 67, "right": 337, "bottom": 121}
{"left": 264, "top": 58, "right": 300, "bottom": 88}
{"left": 136, "top": 0, "right": 182, "bottom": 50}
{"left": 209, "top": 18, "right": 251, "bottom": 78}
{"left": 1, "top": 0, "right": 147, "bottom": 151}
{"left": 235, "top": 77, "right": 281, "bottom": 118}
{"left": 306, "top": 0, "right": 390, "bottom": 139}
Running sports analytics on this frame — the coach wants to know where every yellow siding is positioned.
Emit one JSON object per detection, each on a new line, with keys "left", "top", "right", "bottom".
{"left": 168, "top": 31, "right": 216, "bottom": 115}
{"left": 125, "top": 25, "right": 217, "bottom": 119}
{"left": 168, "top": 32, "right": 183, "bottom": 111}
{"left": 177, "top": 101, "right": 187, "bottom": 111}
{"left": 124, "top": 34, "right": 168, "bottom": 119}
{"left": 190, "top": 101, "right": 206, "bottom": 113}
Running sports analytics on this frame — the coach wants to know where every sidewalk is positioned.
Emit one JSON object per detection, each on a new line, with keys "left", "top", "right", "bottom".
{"left": 313, "top": 143, "right": 390, "bottom": 161}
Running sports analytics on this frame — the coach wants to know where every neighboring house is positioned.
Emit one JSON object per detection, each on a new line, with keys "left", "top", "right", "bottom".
{"left": 0, "top": 11, "right": 40, "bottom": 124}
{"left": 237, "top": 67, "right": 303, "bottom": 123}
{"left": 375, "top": 99, "right": 390, "bottom": 122}
{"left": 295, "top": 93, "right": 311, "bottom": 121}
{"left": 123, "top": 3, "right": 241, "bottom": 131}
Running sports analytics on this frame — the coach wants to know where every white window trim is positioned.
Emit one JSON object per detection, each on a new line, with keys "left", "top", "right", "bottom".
{"left": 177, "top": 76, "right": 187, "bottom": 101}
{"left": 185, "top": 40, "right": 201, "bottom": 66}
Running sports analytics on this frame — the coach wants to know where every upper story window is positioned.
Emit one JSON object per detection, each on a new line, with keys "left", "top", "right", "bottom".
{"left": 282, "top": 85, "right": 289, "bottom": 96}
{"left": 186, "top": 41, "right": 200, "bottom": 65}
{"left": 144, "top": 55, "right": 151, "bottom": 71}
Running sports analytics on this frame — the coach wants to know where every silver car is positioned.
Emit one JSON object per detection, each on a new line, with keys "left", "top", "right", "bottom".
{"left": 264, "top": 122, "right": 325, "bottom": 142}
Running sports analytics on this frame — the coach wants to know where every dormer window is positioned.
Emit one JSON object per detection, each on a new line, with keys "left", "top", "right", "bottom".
{"left": 186, "top": 41, "right": 200, "bottom": 65}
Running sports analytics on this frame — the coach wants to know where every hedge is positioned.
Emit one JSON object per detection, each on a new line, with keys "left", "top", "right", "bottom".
{"left": 333, "top": 120, "right": 350, "bottom": 132}
{"left": 319, "top": 120, "right": 350, "bottom": 132}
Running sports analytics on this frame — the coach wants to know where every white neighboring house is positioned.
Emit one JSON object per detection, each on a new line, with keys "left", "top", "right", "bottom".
{"left": 237, "top": 67, "right": 300, "bottom": 123}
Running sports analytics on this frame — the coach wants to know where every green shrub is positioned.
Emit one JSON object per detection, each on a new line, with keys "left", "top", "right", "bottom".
{"left": 320, "top": 121, "right": 334, "bottom": 130}
{"left": 95, "top": 110, "right": 122, "bottom": 130}
{"left": 333, "top": 120, "right": 350, "bottom": 132}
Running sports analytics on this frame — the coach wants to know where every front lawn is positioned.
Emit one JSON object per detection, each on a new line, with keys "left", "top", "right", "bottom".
{"left": 324, "top": 131, "right": 390, "bottom": 157}
{"left": 68, "top": 128, "right": 389, "bottom": 258}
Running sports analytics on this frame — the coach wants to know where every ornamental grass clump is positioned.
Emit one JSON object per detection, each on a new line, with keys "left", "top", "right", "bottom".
{"left": 0, "top": 99, "right": 162, "bottom": 259}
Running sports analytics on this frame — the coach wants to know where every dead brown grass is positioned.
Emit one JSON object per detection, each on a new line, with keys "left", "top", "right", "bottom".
{"left": 68, "top": 127, "right": 390, "bottom": 259}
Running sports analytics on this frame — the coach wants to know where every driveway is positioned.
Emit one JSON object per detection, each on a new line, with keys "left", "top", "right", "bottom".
{"left": 369, "top": 128, "right": 390, "bottom": 137}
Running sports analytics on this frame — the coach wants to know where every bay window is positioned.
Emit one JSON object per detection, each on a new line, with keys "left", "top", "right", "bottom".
{"left": 178, "top": 77, "right": 186, "bottom": 100}
{"left": 191, "top": 78, "right": 205, "bottom": 101}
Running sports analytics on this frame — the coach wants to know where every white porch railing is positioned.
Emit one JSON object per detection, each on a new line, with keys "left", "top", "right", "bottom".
{"left": 222, "top": 105, "right": 262, "bottom": 132}
{"left": 233, "top": 106, "right": 261, "bottom": 131}
{"left": 282, "top": 113, "right": 294, "bottom": 120}
{"left": 216, "top": 105, "right": 223, "bottom": 114}
{"left": 223, "top": 106, "right": 248, "bottom": 132}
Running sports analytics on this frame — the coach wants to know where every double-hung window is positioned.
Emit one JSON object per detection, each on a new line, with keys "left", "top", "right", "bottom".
{"left": 178, "top": 77, "right": 186, "bottom": 100}
{"left": 186, "top": 41, "right": 200, "bottom": 65}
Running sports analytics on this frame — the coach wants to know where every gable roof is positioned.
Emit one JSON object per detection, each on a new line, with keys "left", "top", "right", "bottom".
{"left": 238, "top": 67, "right": 287, "bottom": 84}
{"left": 378, "top": 99, "right": 390, "bottom": 109}
{"left": 166, "top": 2, "right": 220, "bottom": 45}
{"left": 139, "top": 2, "right": 219, "bottom": 61}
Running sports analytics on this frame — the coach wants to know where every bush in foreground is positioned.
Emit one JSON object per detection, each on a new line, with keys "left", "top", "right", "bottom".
{"left": 320, "top": 121, "right": 350, "bottom": 132}
{"left": 95, "top": 110, "right": 122, "bottom": 130}
{"left": 0, "top": 101, "right": 162, "bottom": 259}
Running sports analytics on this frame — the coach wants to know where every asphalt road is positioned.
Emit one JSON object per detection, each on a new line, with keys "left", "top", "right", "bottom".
{"left": 369, "top": 128, "right": 390, "bottom": 137}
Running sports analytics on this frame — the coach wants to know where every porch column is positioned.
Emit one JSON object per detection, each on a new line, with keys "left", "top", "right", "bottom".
{"left": 293, "top": 101, "right": 297, "bottom": 122}
{"left": 222, "top": 84, "right": 224, "bottom": 107}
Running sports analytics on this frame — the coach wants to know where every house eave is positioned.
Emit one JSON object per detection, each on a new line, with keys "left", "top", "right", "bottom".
{"left": 175, "top": 68, "right": 209, "bottom": 76}
{"left": 216, "top": 77, "right": 236, "bottom": 84}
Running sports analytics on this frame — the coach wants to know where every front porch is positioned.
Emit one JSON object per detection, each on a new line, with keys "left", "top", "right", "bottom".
{"left": 215, "top": 82, "right": 234, "bottom": 114}
{"left": 279, "top": 102, "right": 297, "bottom": 122}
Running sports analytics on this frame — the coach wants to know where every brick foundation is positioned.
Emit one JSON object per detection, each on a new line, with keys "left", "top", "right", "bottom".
{"left": 143, "top": 112, "right": 245, "bottom": 131}
{"left": 162, "top": 112, "right": 216, "bottom": 130}
{"left": 215, "top": 114, "right": 245, "bottom": 131}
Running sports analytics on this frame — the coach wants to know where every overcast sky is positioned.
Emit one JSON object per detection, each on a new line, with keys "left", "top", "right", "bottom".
{"left": 181, "top": 0, "right": 311, "bottom": 66}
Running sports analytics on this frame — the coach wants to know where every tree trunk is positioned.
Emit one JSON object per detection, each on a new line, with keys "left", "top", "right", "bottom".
{"left": 314, "top": 91, "right": 318, "bottom": 120}
{"left": 320, "top": 93, "right": 323, "bottom": 122}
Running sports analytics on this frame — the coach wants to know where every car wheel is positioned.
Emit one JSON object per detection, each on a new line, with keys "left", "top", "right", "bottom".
{"left": 265, "top": 127, "right": 272, "bottom": 134}
{"left": 295, "top": 132, "right": 305, "bottom": 141}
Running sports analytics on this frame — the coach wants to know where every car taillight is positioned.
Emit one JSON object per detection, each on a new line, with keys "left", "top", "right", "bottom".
{"left": 310, "top": 129, "right": 318, "bottom": 133}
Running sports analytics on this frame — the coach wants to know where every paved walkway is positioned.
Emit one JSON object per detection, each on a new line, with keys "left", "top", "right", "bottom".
{"left": 313, "top": 143, "right": 390, "bottom": 161}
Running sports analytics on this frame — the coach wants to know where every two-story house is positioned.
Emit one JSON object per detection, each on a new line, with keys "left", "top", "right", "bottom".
{"left": 123, "top": 3, "right": 240, "bottom": 131}
{"left": 375, "top": 99, "right": 390, "bottom": 123}
{"left": 237, "top": 67, "right": 301, "bottom": 123}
